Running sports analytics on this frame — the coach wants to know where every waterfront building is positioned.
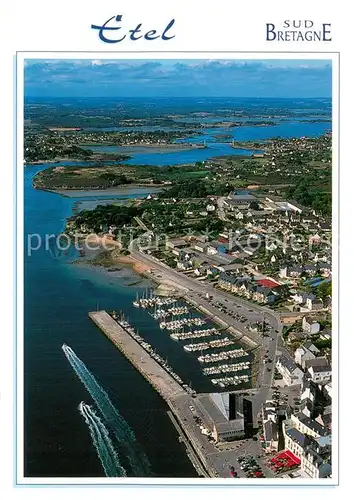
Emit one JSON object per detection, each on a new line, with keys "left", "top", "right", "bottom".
{"left": 198, "top": 393, "right": 253, "bottom": 442}
{"left": 307, "top": 360, "right": 332, "bottom": 384}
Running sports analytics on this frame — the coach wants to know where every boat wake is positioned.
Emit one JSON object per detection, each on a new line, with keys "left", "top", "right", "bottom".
{"left": 78, "top": 401, "right": 127, "bottom": 477}
{"left": 62, "top": 343, "right": 151, "bottom": 476}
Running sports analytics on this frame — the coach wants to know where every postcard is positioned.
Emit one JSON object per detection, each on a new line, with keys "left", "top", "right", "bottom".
{"left": 0, "top": 0, "right": 347, "bottom": 498}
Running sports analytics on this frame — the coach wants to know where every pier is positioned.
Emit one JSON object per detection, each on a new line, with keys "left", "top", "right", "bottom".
{"left": 89, "top": 310, "right": 256, "bottom": 478}
{"left": 89, "top": 310, "right": 215, "bottom": 476}
{"left": 89, "top": 310, "right": 186, "bottom": 401}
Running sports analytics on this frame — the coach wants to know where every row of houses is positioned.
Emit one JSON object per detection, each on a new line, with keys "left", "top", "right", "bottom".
{"left": 218, "top": 273, "right": 282, "bottom": 305}
{"left": 276, "top": 345, "right": 331, "bottom": 387}
{"left": 283, "top": 376, "right": 332, "bottom": 479}
{"left": 262, "top": 374, "right": 332, "bottom": 478}
{"left": 279, "top": 263, "right": 331, "bottom": 279}
{"left": 218, "top": 271, "right": 326, "bottom": 311}
{"left": 291, "top": 291, "right": 324, "bottom": 311}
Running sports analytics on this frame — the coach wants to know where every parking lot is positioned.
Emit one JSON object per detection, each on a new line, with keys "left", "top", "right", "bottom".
{"left": 237, "top": 454, "right": 266, "bottom": 478}
{"left": 269, "top": 385, "right": 302, "bottom": 409}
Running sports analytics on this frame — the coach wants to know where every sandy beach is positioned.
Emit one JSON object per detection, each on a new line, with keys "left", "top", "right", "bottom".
{"left": 114, "top": 254, "right": 152, "bottom": 274}
{"left": 75, "top": 236, "right": 152, "bottom": 275}
{"left": 84, "top": 234, "right": 123, "bottom": 250}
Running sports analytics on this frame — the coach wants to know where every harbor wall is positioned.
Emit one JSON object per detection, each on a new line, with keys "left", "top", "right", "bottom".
{"left": 89, "top": 310, "right": 218, "bottom": 477}
{"left": 89, "top": 310, "right": 186, "bottom": 401}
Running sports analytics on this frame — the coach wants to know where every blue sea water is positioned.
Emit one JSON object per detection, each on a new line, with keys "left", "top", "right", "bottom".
{"left": 23, "top": 97, "right": 332, "bottom": 478}
{"left": 24, "top": 166, "right": 199, "bottom": 478}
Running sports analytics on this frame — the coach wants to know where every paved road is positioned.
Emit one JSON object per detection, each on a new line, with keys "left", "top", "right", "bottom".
{"left": 130, "top": 243, "right": 281, "bottom": 327}
{"left": 173, "top": 394, "right": 273, "bottom": 478}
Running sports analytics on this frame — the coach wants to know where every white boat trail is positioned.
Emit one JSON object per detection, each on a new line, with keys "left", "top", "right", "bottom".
{"left": 62, "top": 343, "right": 151, "bottom": 476}
{"left": 79, "top": 401, "right": 127, "bottom": 477}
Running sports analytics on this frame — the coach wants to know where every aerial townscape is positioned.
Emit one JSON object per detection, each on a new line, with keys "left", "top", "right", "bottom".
{"left": 24, "top": 59, "right": 333, "bottom": 481}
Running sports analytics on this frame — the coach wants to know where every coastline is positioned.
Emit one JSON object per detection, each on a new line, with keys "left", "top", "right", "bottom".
{"left": 82, "top": 142, "right": 206, "bottom": 150}
{"left": 24, "top": 95, "right": 333, "bottom": 479}
{"left": 113, "top": 253, "right": 152, "bottom": 274}
{"left": 24, "top": 142, "right": 206, "bottom": 166}
{"left": 43, "top": 185, "right": 164, "bottom": 198}
{"left": 74, "top": 244, "right": 184, "bottom": 296}
{"left": 24, "top": 154, "right": 128, "bottom": 166}
{"left": 73, "top": 243, "right": 152, "bottom": 276}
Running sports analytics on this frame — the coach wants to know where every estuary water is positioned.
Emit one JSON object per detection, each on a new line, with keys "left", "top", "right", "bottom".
{"left": 24, "top": 108, "right": 331, "bottom": 478}
{"left": 24, "top": 165, "right": 201, "bottom": 478}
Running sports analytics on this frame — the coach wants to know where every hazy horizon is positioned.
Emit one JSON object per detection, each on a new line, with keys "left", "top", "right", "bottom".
{"left": 24, "top": 59, "right": 332, "bottom": 99}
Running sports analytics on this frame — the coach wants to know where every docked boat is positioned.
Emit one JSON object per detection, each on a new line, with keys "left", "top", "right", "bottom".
{"left": 198, "top": 347, "right": 248, "bottom": 364}
{"left": 133, "top": 293, "right": 140, "bottom": 308}
{"left": 210, "top": 374, "right": 249, "bottom": 388}
{"left": 183, "top": 337, "right": 234, "bottom": 352}
{"left": 202, "top": 360, "right": 250, "bottom": 376}
{"left": 170, "top": 327, "right": 218, "bottom": 341}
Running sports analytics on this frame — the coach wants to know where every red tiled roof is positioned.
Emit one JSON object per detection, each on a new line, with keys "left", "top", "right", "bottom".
{"left": 256, "top": 278, "right": 280, "bottom": 289}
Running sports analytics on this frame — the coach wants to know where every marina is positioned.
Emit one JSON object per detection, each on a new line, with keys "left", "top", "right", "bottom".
{"left": 202, "top": 361, "right": 251, "bottom": 376}
{"left": 198, "top": 348, "right": 248, "bottom": 363}
{"left": 170, "top": 327, "right": 219, "bottom": 341}
{"left": 211, "top": 374, "right": 250, "bottom": 388}
{"left": 129, "top": 293, "right": 254, "bottom": 391}
{"left": 88, "top": 309, "right": 218, "bottom": 477}
{"left": 160, "top": 317, "right": 206, "bottom": 330}
{"left": 184, "top": 337, "right": 234, "bottom": 352}
{"left": 133, "top": 292, "right": 177, "bottom": 309}
{"left": 89, "top": 310, "right": 188, "bottom": 400}
{"left": 89, "top": 309, "right": 253, "bottom": 478}
{"left": 111, "top": 311, "right": 196, "bottom": 395}
{"left": 151, "top": 306, "right": 189, "bottom": 319}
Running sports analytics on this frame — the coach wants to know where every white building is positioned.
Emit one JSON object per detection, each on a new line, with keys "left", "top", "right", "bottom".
{"left": 284, "top": 426, "right": 309, "bottom": 458}
{"left": 306, "top": 296, "right": 323, "bottom": 311}
{"left": 301, "top": 436, "right": 332, "bottom": 479}
{"left": 308, "top": 364, "right": 332, "bottom": 384}
{"left": 295, "top": 346, "right": 316, "bottom": 369}
{"left": 276, "top": 355, "right": 304, "bottom": 386}
{"left": 283, "top": 413, "right": 329, "bottom": 460}
{"left": 302, "top": 316, "right": 321, "bottom": 334}
{"left": 291, "top": 414, "right": 328, "bottom": 440}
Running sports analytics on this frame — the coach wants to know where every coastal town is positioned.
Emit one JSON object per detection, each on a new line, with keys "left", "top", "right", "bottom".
{"left": 23, "top": 81, "right": 333, "bottom": 480}
{"left": 46, "top": 130, "right": 333, "bottom": 480}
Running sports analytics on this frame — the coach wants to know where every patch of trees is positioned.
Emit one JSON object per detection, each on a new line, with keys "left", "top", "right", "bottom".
{"left": 287, "top": 177, "right": 331, "bottom": 215}
{"left": 72, "top": 204, "right": 144, "bottom": 233}
{"left": 98, "top": 172, "right": 132, "bottom": 186}
{"left": 160, "top": 179, "right": 230, "bottom": 199}
{"left": 314, "top": 281, "right": 332, "bottom": 301}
